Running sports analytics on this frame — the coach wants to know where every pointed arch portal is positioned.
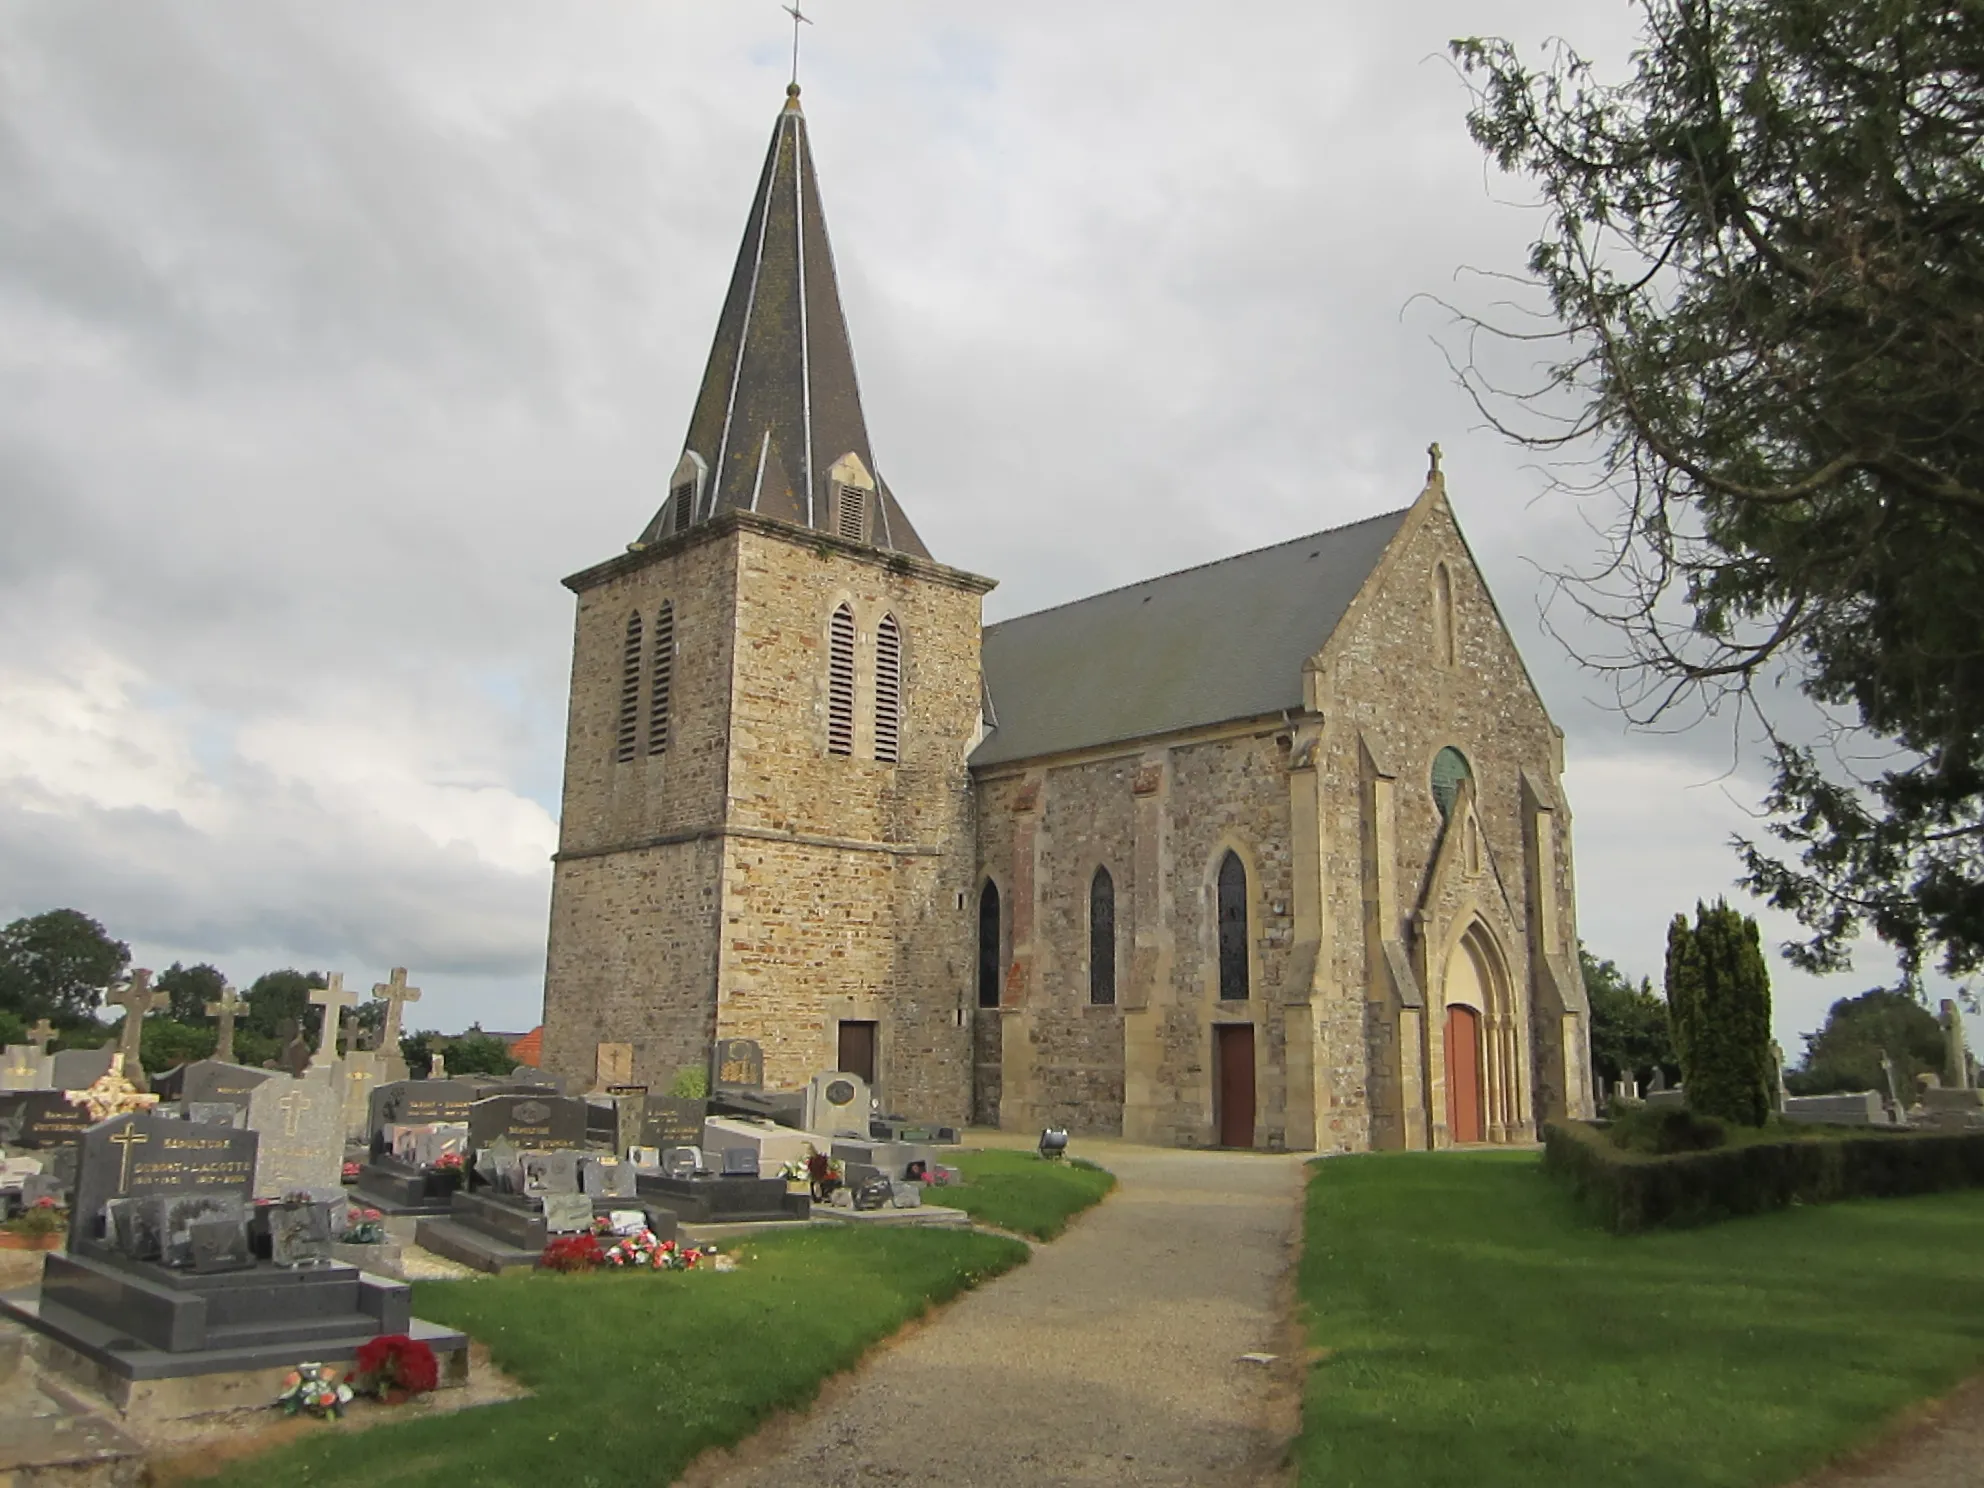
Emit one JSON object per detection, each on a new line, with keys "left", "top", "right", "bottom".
{"left": 1441, "top": 921, "right": 1524, "bottom": 1144}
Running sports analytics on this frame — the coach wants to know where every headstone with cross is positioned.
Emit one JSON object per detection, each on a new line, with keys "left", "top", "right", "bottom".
{"left": 373, "top": 967, "right": 421, "bottom": 1081}
{"left": 204, "top": 983, "right": 245, "bottom": 1065}
{"left": 243, "top": 1069, "right": 343, "bottom": 1198}
{"left": 69, "top": 1110, "right": 257, "bottom": 1253}
{"left": 307, "top": 973, "right": 358, "bottom": 1068}
{"left": 108, "top": 969, "right": 167, "bottom": 1092}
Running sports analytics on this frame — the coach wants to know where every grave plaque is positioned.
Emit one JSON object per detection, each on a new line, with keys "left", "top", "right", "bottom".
{"left": 107, "top": 1197, "right": 165, "bottom": 1262}
{"left": 521, "top": 1149, "right": 582, "bottom": 1196}
{"left": 159, "top": 1192, "right": 248, "bottom": 1268}
{"left": 368, "top": 1079, "right": 483, "bottom": 1145}
{"left": 541, "top": 1192, "right": 595, "bottom": 1233}
{"left": 0, "top": 1090, "right": 94, "bottom": 1150}
{"left": 71, "top": 1113, "right": 257, "bottom": 1251}
{"left": 720, "top": 1148, "right": 760, "bottom": 1178}
{"left": 639, "top": 1097, "right": 709, "bottom": 1152}
{"left": 582, "top": 1158, "right": 638, "bottom": 1199}
{"left": 268, "top": 1199, "right": 336, "bottom": 1267}
{"left": 245, "top": 1071, "right": 345, "bottom": 1199}
{"left": 593, "top": 1042, "right": 635, "bottom": 1091}
{"left": 189, "top": 1214, "right": 255, "bottom": 1273}
{"left": 712, "top": 1038, "right": 765, "bottom": 1091}
{"left": 182, "top": 1102, "right": 247, "bottom": 1130}
{"left": 467, "top": 1093, "right": 588, "bottom": 1152}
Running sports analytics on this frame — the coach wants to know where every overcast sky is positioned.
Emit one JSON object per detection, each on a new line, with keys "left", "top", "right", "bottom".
{"left": 0, "top": 1, "right": 1967, "bottom": 1060}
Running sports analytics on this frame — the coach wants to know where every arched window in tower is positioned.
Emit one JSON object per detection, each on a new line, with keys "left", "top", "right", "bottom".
{"left": 827, "top": 603, "right": 856, "bottom": 757}
{"left": 977, "top": 881, "right": 1002, "bottom": 1008}
{"left": 647, "top": 601, "right": 674, "bottom": 756}
{"left": 1089, "top": 866, "right": 1116, "bottom": 1006}
{"left": 874, "top": 614, "right": 902, "bottom": 764}
{"left": 1217, "top": 851, "right": 1249, "bottom": 1001}
{"left": 615, "top": 610, "right": 644, "bottom": 763}
{"left": 1432, "top": 746, "right": 1472, "bottom": 820}
{"left": 1434, "top": 562, "right": 1456, "bottom": 668}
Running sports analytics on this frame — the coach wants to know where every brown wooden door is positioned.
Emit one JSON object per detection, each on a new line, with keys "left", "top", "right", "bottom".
{"left": 1445, "top": 1004, "right": 1483, "bottom": 1144}
{"left": 837, "top": 1021, "right": 877, "bottom": 1085}
{"left": 1215, "top": 1024, "right": 1255, "bottom": 1148}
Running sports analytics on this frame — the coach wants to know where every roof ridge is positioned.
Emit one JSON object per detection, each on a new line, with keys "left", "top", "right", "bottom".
{"left": 986, "top": 506, "right": 1412, "bottom": 631}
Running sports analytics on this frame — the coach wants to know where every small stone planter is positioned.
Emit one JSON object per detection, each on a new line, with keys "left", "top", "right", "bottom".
{"left": 0, "top": 1231, "right": 63, "bottom": 1252}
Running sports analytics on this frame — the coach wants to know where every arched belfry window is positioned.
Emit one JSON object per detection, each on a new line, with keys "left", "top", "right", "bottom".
{"left": 827, "top": 603, "right": 856, "bottom": 757}
{"left": 1216, "top": 851, "right": 1249, "bottom": 1001}
{"left": 1089, "top": 867, "right": 1116, "bottom": 1006}
{"left": 874, "top": 614, "right": 902, "bottom": 764}
{"left": 647, "top": 601, "right": 674, "bottom": 756}
{"left": 615, "top": 611, "right": 644, "bottom": 763}
{"left": 977, "top": 881, "right": 1002, "bottom": 1008}
{"left": 1434, "top": 562, "right": 1456, "bottom": 667}
{"left": 1432, "top": 746, "right": 1472, "bottom": 819}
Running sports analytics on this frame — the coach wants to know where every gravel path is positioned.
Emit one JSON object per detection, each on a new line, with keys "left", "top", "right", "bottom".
{"left": 688, "top": 1140, "right": 1307, "bottom": 1488}
{"left": 1787, "top": 1376, "right": 1984, "bottom": 1488}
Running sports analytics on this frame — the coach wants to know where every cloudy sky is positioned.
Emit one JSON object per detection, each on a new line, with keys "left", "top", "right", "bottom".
{"left": 0, "top": 0, "right": 1965, "bottom": 1058}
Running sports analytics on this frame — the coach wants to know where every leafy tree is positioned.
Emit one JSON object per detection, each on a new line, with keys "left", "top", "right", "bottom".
{"left": 1583, "top": 945, "right": 1678, "bottom": 1088}
{"left": 154, "top": 962, "right": 227, "bottom": 1025}
{"left": 139, "top": 1017, "right": 217, "bottom": 1077}
{"left": 445, "top": 1026, "right": 519, "bottom": 1078}
{"left": 1665, "top": 901, "right": 1775, "bottom": 1125}
{"left": 1454, "top": 3, "right": 1984, "bottom": 987}
{"left": 1788, "top": 988, "right": 1946, "bottom": 1097}
{"left": 0, "top": 910, "right": 131, "bottom": 1021}
{"left": 242, "top": 969, "right": 327, "bottom": 1041}
{"left": 0, "top": 1011, "right": 23, "bottom": 1046}
{"left": 399, "top": 1028, "right": 438, "bottom": 1076}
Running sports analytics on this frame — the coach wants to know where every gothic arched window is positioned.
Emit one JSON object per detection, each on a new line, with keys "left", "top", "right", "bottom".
{"left": 647, "top": 601, "right": 674, "bottom": 756}
{"left": 1089, "top": 866, "right": 1116, "bottom": 1006}
{"left": 1217, "top": 851, "right": 1249, "bottom": 1001}
{"left": 615, "top": 610, "right": 643, "bottom": 763}
{"left": 977, "top": 881, "right": 1002, "bottom": 1008}
{"left": 827, "top": 603, "right": 856, "bottom": 757}
{"left": 1432, "top": 746, "right": 1472, "bottom": 819}
{"left": 874, "top": 614, "right": 902, "bottom": 764}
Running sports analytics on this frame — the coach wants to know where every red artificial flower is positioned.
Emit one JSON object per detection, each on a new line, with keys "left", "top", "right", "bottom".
{"left": 352, "top": 1333, "right": 440, "bottom": 1398}
{"left": 540, "top": 1233, "right": 605, "bottom": 1272}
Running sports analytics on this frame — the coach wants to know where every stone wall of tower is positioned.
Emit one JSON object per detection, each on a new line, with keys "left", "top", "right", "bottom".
{"left": 541, "top": 521, "right": 741, "bottom": 1090}
{"left": 712, "top": 520, "right": 992, "bottom": 1121}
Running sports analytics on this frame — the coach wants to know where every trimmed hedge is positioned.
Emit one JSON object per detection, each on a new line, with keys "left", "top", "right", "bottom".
{"left": 1543, "top": 1118, "right": 1984, "bottom": 1233}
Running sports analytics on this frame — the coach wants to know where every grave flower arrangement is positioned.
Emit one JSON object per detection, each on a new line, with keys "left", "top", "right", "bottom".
{"left": 338, "top": 1206, "right": 386, "bottom": 1245}
{"left": 801, "top": 1145, "right": 845, "bottom": 1200}
{"left": 0, "top": 1196, "right": 66, "bottom": 1249}
{"left": 341, "top": 1159, "right": 361, "bottom": 1183}
{"left": 275, "top": 1362, "right": 354, "bottom": 1419}
{"left": 602, "top": 1227, "right": 706, "bottom": 1271}
{"left": 349, "top": 1332, "right": 439, "bottom": 1402}
{"left": 540, "top": 1232, "right": 605, "bottom": 1271}
{"left": 430, "top": 1150, "right": 464, "bottom": 1172}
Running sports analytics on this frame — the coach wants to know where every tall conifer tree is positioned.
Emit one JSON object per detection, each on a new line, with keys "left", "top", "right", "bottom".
{"left": 1667, "top": 901, "right": 1774, "bottom": 1126}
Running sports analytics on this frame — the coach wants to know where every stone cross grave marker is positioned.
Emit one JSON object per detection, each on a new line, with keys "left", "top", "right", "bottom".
{"left": 1942, "top": 1000, "right": 1972, "bottom": 1090}
{"left": 1880, "top": 1049, "right": 1906, "bottom": 1114}
{"left": 108, "top": 969, "right": 167, "bottom": 1090}
{"left": 712, "top": 1038, "right": 765, "bottom": 1091}
{"left": 204, "top": 983, "right": 246, "bottom": 1065}
{"left": 71, "top": 1111, "right": 257, "bottom": 1252}
{"left": 245, "top": 1069, "right": 344, "bottom": 1198}
{"left": 28, "top": 1019, "right": 56, "bottom": 1056}
{"left": 373, "top": 967, "right": 420, "bottom": 1073}
{"left": 430, "top": 1051, "right": 447, "bottom": 1079}
{"left": 307, "top": 973, "right": 358, "bottom": 1067}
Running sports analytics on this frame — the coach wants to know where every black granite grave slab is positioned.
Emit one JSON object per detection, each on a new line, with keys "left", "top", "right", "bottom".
{"left": 70, "top": 1114, "right": 257, "bottom": 1253}
{"left": 635, "top": 1173, "right": 809, "bottom": 1224}
{"left": 348, "top": 1160, "right": 460, "bottom": 1216}
{"left": 413, "top": 1196, "right": 680, "bottom": 1275}
{"left": 467, "top": 1093, "right": 588, "bottom": 1151}
{"left": 638, "top": 1097, "right": 708, "bottom": 1151}
{"left": 710, "top": 1037, "right": 764, "bottom": 1091}
{"left": 178, "top": 1060, "right": 273, "bottom": 1111}
{"left": 0, "top": 1090, "right": 94, "bottom": 1150}
{"left": 364, "top": 1079, "right": 484, "bottom": 1155}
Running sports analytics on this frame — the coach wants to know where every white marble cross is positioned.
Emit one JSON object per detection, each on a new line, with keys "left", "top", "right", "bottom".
{"left": 206, "top": 983, "right": 244, "bottom": 1064}
{"left": 308, "top": 974, "right": 358, "bottom": 1063}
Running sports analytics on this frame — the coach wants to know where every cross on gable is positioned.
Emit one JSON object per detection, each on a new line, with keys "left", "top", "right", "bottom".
{"left": 308, "top": 974, "right": 358, "bottom": 1061}
{"left": 373, "top": 966, "right": 421, "bottom": 1047}
{"left": 27, "top": 1019, "right": 56, "bottom": 1056}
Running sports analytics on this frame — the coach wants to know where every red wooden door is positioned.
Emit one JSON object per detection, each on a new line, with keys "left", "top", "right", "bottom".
{"left": 1445, "top": 1005, "right": 1483, "bottom": 1144}
{"left": 1215, "top": 1025, "right": 1255, "bottom": 1148}
{"left": 837, "top": 1021, "right": 877, "bottom": 1085}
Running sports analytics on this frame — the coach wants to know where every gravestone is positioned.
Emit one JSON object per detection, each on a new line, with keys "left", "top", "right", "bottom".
{"left": 340, "top": 1050, "right": 385, "bottom": 1142}
{"left": 804, "top": 1072, "right": 871, "bottom": 1137}
{"left": 520, "top": 1149, "right": 582, "bottom": 1196}
{"left": 306, "top": 974, "right": 359, "bottom": 1070}
{"left": 468, "top": 1093, "right": 588, "bottom": 1152}
{"left": 367, "top": 1078, "right": 484, "bottom": 1150}
{"left": 160, "top": 1192, "right": 251, "bottom": 1269}
{"left": 371, "top": 968, "right": 421, "bottom": 1082}
{"left": 1, "top": 1044, "right": 51, "bottom": 1092}
{"left": 48, "top": 1045, "right": 116, "bottom": 1093}
{"left": 106, "top": 970, "right": 167, "bottom": 1092}
{"left": 541, "top": 1193, "right": 594, "bottom": 1233}
{"left": 391, "top": 1123, "right": 467, "bottom": 1168}
{"left": 581, "top": 1157, "right": 638, "bottom": 1199}
{"left": 268, "top": 1198, "right": 337, "bottom": 1266}
{"left": 1781, "top": 1091, "right": 1886, "bottom": 1126}
{"left": 244, "top": 1069, "right": 345, "bottom": 1198}
{"left": 711, "top": 1038, "right": 765, "bottom": 1092}
{"left": 507, "top": 1065, "right": 568, "bottom": 1093}
{"left": 593, "top": 1042, "right": 634, "bottom": 1091}
{"left": 0, "top": 1090, "right": 94, "bottom": 1150}
{"left": 179, "top": 1060, "right": 273, "bottom": 1111}
{"left": 204, "top": 982, "right": 246, "bottom": 1065}
{"left": 640, "top": 1097, "right": 709, "bottom": 1153}
{"left": 183, "top": 1101, "right": 248, "bottom": 1129}
{"left": 831, "top": 1138, "right": 941, "bottom": 1186}
{"left": 1943, "top": 1000, "right": 1973, "bottom": 1090}
{"left": 703, "top": 1116, "right": 823, "bottom": 1176}
{"left": 70, "top": 1113, "right": 258, "bottom": 1251}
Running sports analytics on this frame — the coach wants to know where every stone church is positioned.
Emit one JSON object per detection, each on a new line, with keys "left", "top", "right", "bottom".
{"left": 538, "top": 87, "right": 1594, "bottom": 1151}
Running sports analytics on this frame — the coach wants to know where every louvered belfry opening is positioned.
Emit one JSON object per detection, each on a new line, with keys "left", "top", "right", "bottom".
{"left": 670, "top": 480, "right": 695, "bottom": 534}
{"left": 874, "top": 614, "right": 902, "bottom": 763}
{"left": 836, "top": 483, "right": 865, "bottom": 543}
{"left": 828, "top": 603, "right": 856, "bottom": 756}
{"left": 615, "top": 611, "right": 644, "bottom": 762}
{"left": 648, "top": 601, "right": 674, "bottom": 756}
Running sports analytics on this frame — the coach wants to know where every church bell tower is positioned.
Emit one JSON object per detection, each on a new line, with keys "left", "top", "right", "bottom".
{"left": 540, "top": 87, "right": 995, "bottom": 1122}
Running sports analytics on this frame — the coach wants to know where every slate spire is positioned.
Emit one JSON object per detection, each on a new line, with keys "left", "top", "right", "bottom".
{"left": 641, "top": 85, "right": 928, "bottom": 558}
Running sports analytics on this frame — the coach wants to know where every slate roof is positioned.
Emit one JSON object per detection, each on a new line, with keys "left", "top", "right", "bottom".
{"left": 971, "top": 508, "right": 1410, "bottom": 767}
{"left": 638, "top": 87, "right": 929, "bottom": 559}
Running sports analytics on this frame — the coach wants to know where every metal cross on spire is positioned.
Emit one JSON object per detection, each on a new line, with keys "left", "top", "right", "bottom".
{"left": 782, "top": 3, "right": 813, "bottom": 88}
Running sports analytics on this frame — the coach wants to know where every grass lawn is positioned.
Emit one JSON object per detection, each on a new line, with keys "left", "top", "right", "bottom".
{"left": 188, "top": 1226, "right": 1027, "bottom": 1488}
{"left": 1298, "top": 1152, "right": 1984, "bottom": 1488}
{"left": 942, "top": 1150, "right": 1117, "bottom": 1239}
